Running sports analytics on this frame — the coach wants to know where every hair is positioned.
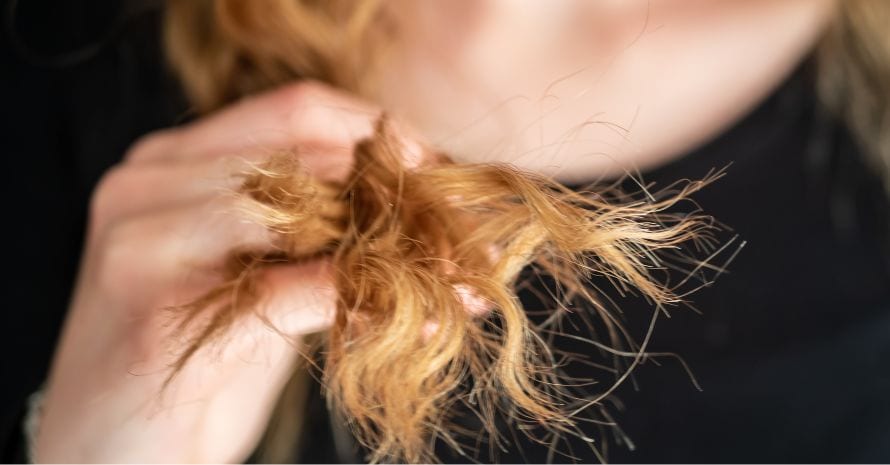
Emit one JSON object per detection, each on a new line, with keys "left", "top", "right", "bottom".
{"left": 162, "top": 0, "right": 889, "bottom": 462}
{"left": 816, "top": 0, "right": 890, "bottom": 192}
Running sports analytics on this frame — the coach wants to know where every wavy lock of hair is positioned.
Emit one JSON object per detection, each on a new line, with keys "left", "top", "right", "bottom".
{"left": 163, "top": 0, "right": 725, "bottom": 462}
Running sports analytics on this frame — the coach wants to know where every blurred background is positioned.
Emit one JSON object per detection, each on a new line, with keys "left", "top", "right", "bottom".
{"left": 1, "top": 0, "right": 185, "bottom": 458}
{"left": 2, "top": 0, "right": 889, "bottom": 462}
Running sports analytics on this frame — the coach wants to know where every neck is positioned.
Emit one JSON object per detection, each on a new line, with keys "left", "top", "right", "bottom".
{"left": 375, "top": 0, "right": 836, "bottom": 183}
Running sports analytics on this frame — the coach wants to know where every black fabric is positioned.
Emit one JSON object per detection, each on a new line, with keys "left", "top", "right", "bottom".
{"left": 428, "top": 58, "right": 890, "bottom": 463}
{"left": 1, "top": 1, "right": 185, "bottom": 460}
{"left": 598, "top": 60, "right": 890, "bottom": 464}
{"left": 2, "top": 2, "right": 889, "bottom": 462}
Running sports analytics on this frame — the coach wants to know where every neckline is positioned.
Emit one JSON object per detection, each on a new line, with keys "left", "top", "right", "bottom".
{"left": 563, "top": 56, "right": 817, "bottom": 192}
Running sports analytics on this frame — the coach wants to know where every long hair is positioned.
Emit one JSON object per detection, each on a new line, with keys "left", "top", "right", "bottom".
{"left": 816, "top": 0, "right": 890, "bottom": 192}
{"left": 161, "top": 1, "right": 888, "bottom": 462}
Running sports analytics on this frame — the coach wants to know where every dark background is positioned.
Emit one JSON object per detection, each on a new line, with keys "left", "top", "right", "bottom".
{"left": 2, "top": 1, "right": 890, "bottom": 463}
{"left": 0, "top": 0, "right": 184, "bottom": 457}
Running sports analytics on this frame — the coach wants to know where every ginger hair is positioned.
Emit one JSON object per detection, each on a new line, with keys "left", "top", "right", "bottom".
{"left": 161, "top": 0, "right": 731, "bottom": 462}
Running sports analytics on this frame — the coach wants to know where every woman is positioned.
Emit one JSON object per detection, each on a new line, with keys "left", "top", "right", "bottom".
{"left": 5, "top": 0, "right": 889, "bottom": 462}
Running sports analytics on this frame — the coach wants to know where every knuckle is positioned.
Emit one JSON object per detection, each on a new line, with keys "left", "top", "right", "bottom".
{"left": 275, "top": 82, "right": 319, "bottom": 116}
{"left": 278, "top": 80, "right": 327, "bottom": 108}
{"left": 93, "top": 219, "right": 147, "bottom": 294}
{"left": 274, "top": 82, "right": 338, "bottom": 132}
{"left": 89, "top": 165, "right": 130, "bottom": 233}
{"left": 124, "top": 129, "right": 180, "bottom": 163}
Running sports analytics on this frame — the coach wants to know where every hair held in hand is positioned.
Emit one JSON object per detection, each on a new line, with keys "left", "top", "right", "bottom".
{"left": 163, "top": 0, "right": 726, "bottom": 462}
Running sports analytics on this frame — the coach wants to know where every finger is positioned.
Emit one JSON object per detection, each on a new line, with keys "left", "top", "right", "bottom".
{"left": 93, "top": 151, "right": 345, "bottom": 230}
{"left": 255, "top": 260, "right": 337, "bottom": 337}
{"left": 92, "top": 196, "right": 280, "bottom": 299}
{"left": 126, "top": 82, "right": 379, "bottom": 170}
{"left": 188, "top": 259, "right": 337, "bottom": 363}
{"left": 92, "top": 159, "right": 244, "bottom": 231}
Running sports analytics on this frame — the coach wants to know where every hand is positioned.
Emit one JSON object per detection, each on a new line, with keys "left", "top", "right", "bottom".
{"left": 35, "top": 82, "right": 396, "bottom": 463}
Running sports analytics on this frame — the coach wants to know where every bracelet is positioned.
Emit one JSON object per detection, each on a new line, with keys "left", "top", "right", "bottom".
{"left": 23, "top": 388, "right": 45, "bottom": 464}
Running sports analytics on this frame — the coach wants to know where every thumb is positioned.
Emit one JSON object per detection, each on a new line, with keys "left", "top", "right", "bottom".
{"left": 258, "top": 259, "right": 338, "bottom": 339}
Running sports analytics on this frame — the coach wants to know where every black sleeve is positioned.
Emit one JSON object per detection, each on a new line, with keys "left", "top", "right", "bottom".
{"left": 1, "top": 0, "right": 187, "bottom": 460}
{"left": 1, "top": 399, "right": 29, "bottom": 464}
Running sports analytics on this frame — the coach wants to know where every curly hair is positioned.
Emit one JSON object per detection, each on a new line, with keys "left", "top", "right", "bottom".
{"left": 160, "top": 0, "right": 889, "bottom": 461}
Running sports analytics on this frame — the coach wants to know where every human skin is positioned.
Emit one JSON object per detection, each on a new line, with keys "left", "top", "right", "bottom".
{"left": 35, "top": 0, "right": 835, "bottom": 462}
{"left": 34, "top": 83, "right": 402, "bottom": 463}
{"left": 380, "top": 0, "right": 836, "bottom": 182}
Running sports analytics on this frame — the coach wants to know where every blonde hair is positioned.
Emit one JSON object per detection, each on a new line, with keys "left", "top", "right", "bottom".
{"left": 816, "top": 0, "right": 890, "bottom": 191}
{"left": 162, "top": 0, "right": 889, "bottom": 462}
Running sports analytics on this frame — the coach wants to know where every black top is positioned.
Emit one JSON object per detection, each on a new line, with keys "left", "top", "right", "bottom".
{"left": 428, "top": 50, "right": 890, "bottom": 464}
{"left": 596, "top": 56, "right": 890, "bottom": 464}
{"left": 3, "top": 2, "right": 889, "bottom": 462}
